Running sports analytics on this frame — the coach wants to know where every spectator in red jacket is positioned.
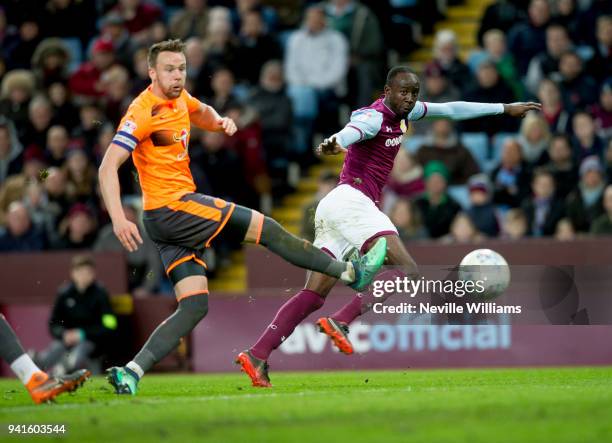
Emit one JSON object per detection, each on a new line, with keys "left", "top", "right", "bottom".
{"left": 69, "top": 38, "right": 115, "bottom": 98}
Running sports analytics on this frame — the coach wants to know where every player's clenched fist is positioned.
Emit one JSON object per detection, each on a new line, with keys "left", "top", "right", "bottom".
{"left": 113, "top": 218, "right": 143, "bottom": 252}
{"left": 217, "top": 117, "right": 237, "bottom": 136}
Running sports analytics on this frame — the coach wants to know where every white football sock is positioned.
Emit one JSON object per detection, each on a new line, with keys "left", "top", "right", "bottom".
{"left": 126, "top": 361, "right": 144, "bottom": 379}
{"left": 10, "top": 354, "right": 41, "bottom": 385}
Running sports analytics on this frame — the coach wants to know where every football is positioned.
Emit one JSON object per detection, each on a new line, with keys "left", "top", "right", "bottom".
{"left": 458, "top": 249, "right": 511, "bottom": 299}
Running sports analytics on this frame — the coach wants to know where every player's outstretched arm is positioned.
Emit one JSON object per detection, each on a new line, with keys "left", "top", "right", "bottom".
{"left": 190, "top": 104, "right": 237, "bottom": 135}
{"left": 98, "top": 144, "right": 143, "bottom": 252}
{"left": 421, "top": 101, "right": 541, "bottom": 121}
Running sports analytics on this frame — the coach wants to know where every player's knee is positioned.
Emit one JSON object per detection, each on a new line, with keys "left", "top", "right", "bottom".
{"left": 179, "top": 294, "right": 209, "bottom": 321}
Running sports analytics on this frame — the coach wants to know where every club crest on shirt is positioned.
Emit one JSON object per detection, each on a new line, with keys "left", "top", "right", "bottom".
{"left": 400, "top": 119, "right": 407, "bottom": 134}
{"left": 121, "top": 120, "right": 137, "bottom": 134}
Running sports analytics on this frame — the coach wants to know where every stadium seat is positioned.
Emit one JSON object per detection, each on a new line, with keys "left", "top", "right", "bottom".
{"left": 460, "top": 132, "right": 489, "bottom": 172}
{"left": 404, "top": 134, "right": 426, "bottom": 153}
{"left": 60, "top": 38, "right": 83, "bottom": 74}
{"left": 448, "top": 185, "right": 471, "bottom": 210}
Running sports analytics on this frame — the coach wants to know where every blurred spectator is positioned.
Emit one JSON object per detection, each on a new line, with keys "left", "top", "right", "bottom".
{"left": 590, "top": 80, "right": 612, "bottom": 141}
{"left": 249, "top": 60, "right": 293, "bottom": 194}
{"left": 462, "top": 60, "right": 518, "bottom": 136}
{"left": 129, "top": 47, "right": 152, "bottom": 96}
{"left": 517, "top": 113, "right": 551, "bottom": 168}
{"left": 301, "top": 170, "right": 338, "bottom": 242}
{"left": 325, "top": 0, "right": 385, "bottom": 107}
{"left": 99, "top": 12, "right": 137, "bottom": 68}
{"left": 111, "top": 0, "right": 162, "bottom": 41}
{"left": 40, "top": 166, "right": 71, "bottom": 243}
{"left": 427, "top": 30, "right": 472, "bottom": 93}
{"left": 169, "top": 0, "right": 209, "bottom": 40}
{"left": 415, "top": 120, "right": 480, "bottom": 185}
{"left": 522, "top": 168, "right": 565, "bottom": 236}
{"left": 590, "top": 184, "right": 612, "bottom": 235}
{"left": 69, "top": 37, "right": 116, "bottom": 99}
{"left": 30, "top": 38, "right": 70, "bottom": 87}
{"left": 554, "top": 217, "right": 577, "bottom": 240}
{"left": 22, "top": 94, "right": 54, "bottom": 149}
{"left": 440, "top": 212, "right": 484, "bottom": 244}
{"left": 382, "top": 149, "right": 425, "bottom": 213}
{"left": 546, "top": 134, "right": 578, "bottom": 199}
{"left": 44, "top": 125, "right": 69, "bottom": 167}
{"left": 469, "top": 29, "right": 523, "bottom": 100}
{"left": 525, "top": 24, "right": 573, "bottom": 94}
{"left": 235, "top": 9, "right": 282, "bottom": 85}
{"left": 190, "top": 130, "right": 245, "bottom": 203}
{"left": 225, "top": 103, "right": 271, "bottom": 210}
{"left": 415, "top": 64, "right": 460, "bottom": 135}
{"left": 202, "top": 11, "right": 239, "bottom": 73}
{"left": 47, "top": 82, "right": 80, "bottom": 131}
{"left": 571, "top": 111, "right": 605, "bottom": 163}
{"left": 491, "top": 138, "right": 532, "bottom": 208}
{"left": 95, "top": 124, "right": 138, "bottom": 197}
{"left": 4, "top": 19, "right": 42, "bottom": 70}
{"left": 207, "top": 67, "right": 241, "bottom": 114}
{"left": 566, "top": 156, "right": 606, "bottom": 232}
{"left": 0, "top": 200, "right": 46, "bottom": 251}
{"left": 507, "top": 0, "right": 551, "bottom": 75}
{"left": 605, "top": 139, "right": 612, "bottom": 181}
{"left": 501, "top": 208, "right": 528, "bottom": 240}
{"left": 98, "top": 65, "right": 132, "bottom": 124}
{"left": 53, "top": 202, "right": 97, "bottom": 249}
{"left": 285, "top": 5, "right": 348, "bottom": 160}
{"left": 0, "top": 69, "right": 36, "bottom": 136}
{"left": 538, "top": 78, "right": 571, "bottom": 134}
{"left": 94, "top": 202, "right": 163, "bottom": 294}
{"left": 553, "top": 0, "right": 582, "bottom": 42}
{"left": 466, "top": 174, "right": 499, "bottom": 237}
{"left": 586, "top": 15, "right": 611, "bottom": 81}
{"left": 389, "top": 198, "right": 428, "bottom": 242}
{"left": 231, "top": 0, "right": 278, "bottom": 35}
{"left": 64, "top": 148, "right": 96, "bottom": 204}
{"left": 37, "top": 254, "right": 116, "bottom": 375}
{"left": 41, "top": 0, "right": 96, "bottom": 44}
{"left": 415, "top": 161, "right": 461, "bottom": 238}
{"left": 477, "top": 0, "right": 526, "bottom": 46}
{"left": 556, "top": 51, "right": 599, "bottom": 112}
{"left": 72, "top": 104, "right": 104, "bottom": 150}
{"left": 0, "top": 119, "right": 23, "bottom": 185}
{"left": 0, "top": 146, "right": 46, "bottom": 224}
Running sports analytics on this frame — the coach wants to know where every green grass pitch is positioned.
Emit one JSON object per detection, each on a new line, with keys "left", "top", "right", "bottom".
{"left": 0, "top": 367, "right": 611, "bottom": 442}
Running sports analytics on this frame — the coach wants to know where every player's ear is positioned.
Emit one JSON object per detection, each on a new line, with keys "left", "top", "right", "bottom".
{"left": 148, "top": 66, "right": 156, "bottom": 82}
{"left": 383, "top": 84, "right": 391, "bottom": 95}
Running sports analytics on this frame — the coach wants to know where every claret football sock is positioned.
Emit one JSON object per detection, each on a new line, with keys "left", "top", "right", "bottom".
{"left": 251, "top": 289, "right": 325, "bottom": 360}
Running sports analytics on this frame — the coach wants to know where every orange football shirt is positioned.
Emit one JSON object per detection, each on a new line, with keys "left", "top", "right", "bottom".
{"left": 113, "top": 86, "right": 203, "bottom": 210}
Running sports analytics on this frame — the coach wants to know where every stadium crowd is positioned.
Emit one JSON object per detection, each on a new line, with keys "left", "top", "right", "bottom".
{"left": 0, "top": 0, "right": 610, "bottom": 292}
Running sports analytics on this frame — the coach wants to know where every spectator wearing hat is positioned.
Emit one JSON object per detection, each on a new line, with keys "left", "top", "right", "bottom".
{"left": 566, "top": 156, "right": 606, "bottom": 232}
{"left": 0, "top": 145, "right": 46, "bottom": 225}
{"left": 0, "top": 200, "right": 46, "bottom": 251}
{"left": 491, "top": 138, "right": 532, "bottom": 208}
{"left": 0, "top": 69, "right": 36, "bottom": 137}
{"left": 466, "top": 174, "right": 499, "bottom": 237}
{"left": 461, "top": 60, "right": 518, "bottom": 136}
{"left": 545, "top": 134, "right": 578, "bottom": 200}
{"left": 415, "top": 120, "right": 480, "bottom": 185}
{"left": 590, "top": 184, "right": 612, "bottom": 235}
{"left": 522, "top": 168, "right": 565, "bottom": 237}
{"left": 415, "top": 161, "right": 461, "bottom": 238}
{"left": 571, "top": 111, "right": 605, "bottom": 164}
{"left": 69, "top": 37, "right": 115, "bottom": 98}
{"left": 52, "top": 202, "right": 97, "bottom": 249}
{"left": 30, "top": 38, "right": 70, "bottom": 87}
{"left": 414, "top": 63, "right": 460, "bottom": 135}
